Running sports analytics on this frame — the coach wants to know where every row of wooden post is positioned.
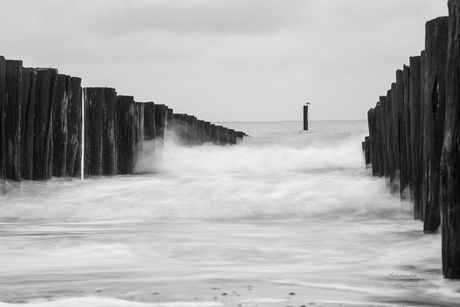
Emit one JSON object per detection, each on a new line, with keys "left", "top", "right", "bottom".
{"left": 363, "top": 1, "right": 460, "bottom": 280}
{"left": 0, "top": 56, "right": 245, "bottom": 181}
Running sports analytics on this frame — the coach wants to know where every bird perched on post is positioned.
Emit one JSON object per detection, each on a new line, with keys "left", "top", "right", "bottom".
{"left": 305, "top": 102, "right": 310, "bottom": 105}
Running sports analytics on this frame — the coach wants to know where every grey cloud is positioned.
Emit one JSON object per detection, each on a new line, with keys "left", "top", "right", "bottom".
{"left": 82, "top": 0, "right": 309, "bottom": 36}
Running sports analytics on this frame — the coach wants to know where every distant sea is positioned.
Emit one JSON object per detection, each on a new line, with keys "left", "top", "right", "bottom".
{"left": 1, "top": 120, "right": 459, "bottom": 307}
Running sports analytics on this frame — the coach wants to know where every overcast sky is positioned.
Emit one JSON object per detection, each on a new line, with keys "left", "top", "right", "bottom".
{"left": 0, "top": 0, "right": 448, "bottom": 122}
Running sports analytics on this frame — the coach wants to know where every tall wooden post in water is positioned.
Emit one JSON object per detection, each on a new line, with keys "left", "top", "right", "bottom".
{"left": 303, "top": 103, "right": 309, "bottom": 131}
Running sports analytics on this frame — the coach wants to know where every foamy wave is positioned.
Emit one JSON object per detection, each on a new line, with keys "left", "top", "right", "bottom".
{"left": 136, "top": 131, "right": 364, "bottom": 175}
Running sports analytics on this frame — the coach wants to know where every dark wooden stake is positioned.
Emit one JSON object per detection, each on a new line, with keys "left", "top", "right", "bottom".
{"left": 0, "top": 56, "right": 5, "bottom": 183}
{"left": 303, "top": 105, "right": 308, "bottom": 130}
{"left": 409, "top": 55, "right": 423, "bottom": 219}
{"left": 423, "top": 17, "right": 448, "bottom": 233}
{"left": 441, "top": 0, "right": 460, "bottom": 279}
{"left": 66, "top": 77, "right": 82, "bottom": 178}
{"left": 52, "top": 74, "right": 70, "bottom": 177}
{"left": 34, "top": 68, "right": 57, "bottom": 180}
{"left": 4, "top": 60, "right": 23, "bottom": 181}
{"left": 117, "top": 95, "right": 137, "bottom": 174}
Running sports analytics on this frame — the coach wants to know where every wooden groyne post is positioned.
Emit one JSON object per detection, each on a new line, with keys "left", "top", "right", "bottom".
{"left": 363, "top": 10, "right": 459, "bottom": 279}
{"left": 0, "top": 57, "right": 5, "bottom": 184}
{"left": 303, "top": 104, "right": 308, "bottom": 131}
{"left": 0, "top": 54, "right": 246, "bottom": 184}
{"left": 441, "top": 0, "right": 460, "bottom": 279}
{"left": 84, "top": 87, "right": 118, "bottom": 176}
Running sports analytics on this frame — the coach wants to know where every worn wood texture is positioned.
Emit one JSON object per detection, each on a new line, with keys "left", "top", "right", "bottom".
{"left": 66, "top": 77, "right": 82, "bottom": 178}
{"left": 34, "top": 68, "right": 57, "bottom": 180}
{"left": 420, "top": 50, "right": 427, "bottom": 221}
{"left": 143, "top": 102, "right": 156, "bottom": 141}
{"left": 117, "top": 95, "right": 137, "bottom": 174}
{"left": 136, "top": 102, "right": 144, "bottom": 157}
{"left": 396, "top": 70, "right": 407, "bottom": 198}
{"left": 367, "top": 108, "right": 378, "bottom": 175}
{"left": 409, "top": 56, "right": 423, "bottom": 219}
{"left": 364, "top": 136, "right": 370, "bottom": 165}
{"left": 84, "top": 88, "right": 118, "bottom": 176}
{"left": 52, "top": 74, "right": 70, "bottom": 177}
{"left": 4, "top": 60, "right": 23, "bottom": 181}
{"left": 386, "top": 87, "right": 397, "bottom": 192}
{"left": 441, "top": 0, "right": 460, "bottom": 279}
{"left": 374, "top": 103, "right": 384, "bottom": 177}
{"left": 154, "top": 104, "right": 167, "bottom": 141}
{"left": 423, "top": 17, "right": 448, "bottom": 232}
{"left": 402, "top": 65, "right": 412, "bottom": 199}
{"left": 166, "top": 108, "right": 173, "bottom": 133}
{"left": 20, "top": 68, "right": 37, "bottom": 179}
{"left": 379, "top": 96, "right": 389, "bottom": 179}
{"left": 0, "top": 56, "right": 5, "bottom": 182}
{"left": 84, "top": 88, "right": 102, "bottom": 176}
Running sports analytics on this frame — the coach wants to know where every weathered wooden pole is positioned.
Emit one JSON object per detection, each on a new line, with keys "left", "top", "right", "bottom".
{"left": 197, "top": 120, "right": 204, "bottom": 145}
{"left": 364, "top": 136, "right": 371, "bottom": 166}
{"left": 402, "top": 65, "right": 412, "bottom": 199}
{"left": 52, "top": 74, "right": 70, "bottom": 177}
{"left": 303, "top": 104, "right": 308, "bottom": 131}
{"left": 66, "top": 77, "right": 82, "bottom": 178}
{"left": 423, "top": 17, "right": 448, "bottom": 233}
{"left": 154, "top": 104, "right": 167, "bottom": 141}
{"left": 374, "top": 102, "right": 384, "bottom": 177}
{"left": 136, "top": 102, "right": 144, "bottom": 156}
{"left": 117, "top": 95, "right": 136, "bottom": 174}
{"left": 189, "top": 116, "right": 198, "bottom": 145}
{"left": 441, "top": 0, "right": 460, "bottom": 279}
{"left": 204, "top": 121, "right": 211, "bottom": 143}
{"left": 84, "top": 88, "right": 118, "bottom": 176}
{"left": 166, "top": 108, "right": 173, "bottom": 130}
{"left": 20, "top": 68, "right": 36, "bottom": 179}
{"left": 4, "top": 60, "right": 23, "bottom": 181}
{"left": 171, "top": 113, "right": 186, "bottom": 144}
{"left": 222, "top": 127, "right": 229, "bottom": 144}
{"left": 386, "top": 87, "right": 397, "bottom": 193}
{"left": 409, "top": 55, "right": 423, "bottom": 219}
{"left": 367, "top": 107, "right": 379, "bottom": 176}
{"left": 210, "top": 124, "right": 217, "bottom": 144}
{"left": 0, "top": 56, "right": 5, "bottom": 183}
{"left": 216, "top": 125, "right": 223, "bottom": 145}
{"left": 379, "top": 96, "right": 389, "bottom": 179}
{"left": 143, "top": 102, "right": 156, "bottom": 141}
{"left": 34, "top": 68, "right": 57, "bottom": 180}
{"left": 228, "top": 129, "right": 236, "bottom": 145}
{"left": 395, "top": 71, "right": 406, "bottom": 197}
{"left": 420, "top": 50, "right": 427, "bottom": 221}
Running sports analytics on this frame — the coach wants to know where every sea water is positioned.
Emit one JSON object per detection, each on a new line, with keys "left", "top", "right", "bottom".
{"left": 0, "top": 121, "right": 459, "bottom": 307}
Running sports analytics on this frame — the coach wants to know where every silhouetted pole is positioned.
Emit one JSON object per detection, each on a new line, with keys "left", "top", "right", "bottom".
{"left": 303, "top": 104, "right": 309, "bottom": 131}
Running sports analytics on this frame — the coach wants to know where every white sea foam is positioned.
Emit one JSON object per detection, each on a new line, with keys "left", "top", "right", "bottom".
{"left": 1, "top": 121, "right": 459, "bottom": 307}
